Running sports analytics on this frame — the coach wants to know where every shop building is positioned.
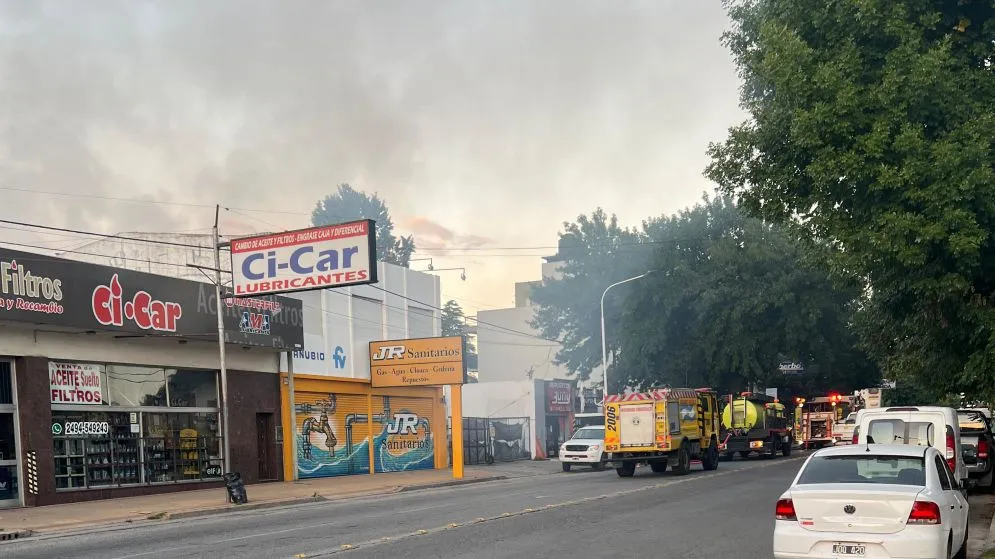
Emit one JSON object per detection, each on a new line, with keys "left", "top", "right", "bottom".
{"left": 0, "top": 247, "right": 304, "bottom": 507}
{"left": 276, "top": 262, "right": 449, "bottom": 480}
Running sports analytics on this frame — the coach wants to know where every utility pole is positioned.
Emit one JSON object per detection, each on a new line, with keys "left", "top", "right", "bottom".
{"left": 213, "top": 205, "right": 232, "bottom": 486}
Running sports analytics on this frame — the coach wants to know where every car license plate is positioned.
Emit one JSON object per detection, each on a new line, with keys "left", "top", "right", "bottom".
{"left": 832, "top": 543, "right": 866, "bottom": 556}
{"left": 750, "top": 441, "right": 764, "bottom": 449}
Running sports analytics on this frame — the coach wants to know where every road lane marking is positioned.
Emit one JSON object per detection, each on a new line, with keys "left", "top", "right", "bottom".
{"left": 302, "top": 454, "right": 808, "bottom": 557}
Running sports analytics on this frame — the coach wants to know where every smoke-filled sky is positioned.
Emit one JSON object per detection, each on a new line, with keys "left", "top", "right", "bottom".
{"left": 0, "top": 0, "right": 744, "bottom": 312}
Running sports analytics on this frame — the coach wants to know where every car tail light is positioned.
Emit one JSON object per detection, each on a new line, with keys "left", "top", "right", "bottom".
{"left": 852, "top": 427, "right": 859, "bottom": 445}
{"left": 775, "top": 498, "right": 796, "bottom": 521}
{"left": 907, "top": 501, "right": 941, "bottom": 525}
{"left": 946, "top": 426, "right": 957, "bottom": 473}
{"left": 979, "top": 438, "right": 989, "bottom": 460}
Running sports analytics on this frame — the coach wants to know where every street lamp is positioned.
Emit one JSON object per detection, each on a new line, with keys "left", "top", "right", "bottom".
{"left": 600, "top": 271, "right": 654, "bottom": 403}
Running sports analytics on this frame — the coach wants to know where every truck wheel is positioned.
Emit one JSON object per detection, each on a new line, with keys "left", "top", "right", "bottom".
{"left": 672, "top": 446, "right": 691, "bottom": 476}
{"left": 616, "top": 462, "right": 636, "bottom": 478}
{"left": 562, "top": 463, "right": 571, "bottom": 472}
{"left": 650, "top": 461, "right": 668, "bottom": 473}
{"left": 701, "top": 440, "right": 719, "bottom": 471}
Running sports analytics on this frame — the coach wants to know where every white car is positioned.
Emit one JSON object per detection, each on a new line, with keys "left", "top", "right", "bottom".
{"left": 773, "top": 444, "right": 969, "bottom": 559}
{"left": 558, "top": 425, "right": 605, "bottom": 472}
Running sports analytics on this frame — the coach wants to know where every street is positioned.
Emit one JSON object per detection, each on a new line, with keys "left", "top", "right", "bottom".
{"left": 0, "top": 456, "right": 807, "bottom": 559}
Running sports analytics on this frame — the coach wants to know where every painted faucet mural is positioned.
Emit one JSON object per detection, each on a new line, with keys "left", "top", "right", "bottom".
{"left": 295, "top": 392, "right": 435, "bottom": 478}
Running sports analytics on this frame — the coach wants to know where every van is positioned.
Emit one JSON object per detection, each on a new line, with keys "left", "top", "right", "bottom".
{"left": 852, "top": 406, "right": 967, "bottom": 485}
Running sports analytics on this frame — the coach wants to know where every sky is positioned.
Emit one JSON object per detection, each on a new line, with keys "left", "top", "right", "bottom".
{"left": 0, "top": 0, "right": 746, "bottom": 314}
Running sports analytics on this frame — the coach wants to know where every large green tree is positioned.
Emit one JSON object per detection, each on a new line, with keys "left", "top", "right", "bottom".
{"left": 311, "top": 184, "right": 416, "bottom": 267}
{"left": 614, "top": 195, "right": 876, "bottom": 396}
{"left": 707, "top": 1, "right": 995, "bottom": 398}
{"left": 529, "top": 208, "right": 654, "bottom": 383}
{"left": 441, "top": 299, "right": 478, "bottom": 371}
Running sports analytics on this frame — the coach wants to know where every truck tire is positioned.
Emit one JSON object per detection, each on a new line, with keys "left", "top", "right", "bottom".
{"left": 701, "top": 439, "right": 719, "bottom": 471}
{"left": 671, "top": 445, "right": 691, "bottom": 476}
{"left": 616, "top": 462, "right": 636, "bottom": 478}
{"left": 562, "top": 463, "right": 571, "bottom": 472}
{"left": 650, "top": 461, "right": 668, "bottom": 473}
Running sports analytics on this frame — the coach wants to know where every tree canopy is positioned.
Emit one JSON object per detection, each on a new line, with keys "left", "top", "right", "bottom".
{"left": 441, "top": 299, "right": 477, "bottom": 371}
{"left": 615, "top": 195, "right": 876, "bottom": 395}
{"left": 311, "top": 184, "right": 416, "bottom": 267}
{"left": 528, "top": 208, "right": 654, "bottom": 383}
{"left": 706, "top": 0, "right": 995, "bottom": 399}
{"left": 530, "top": 196, "right": 877, "bottom": 396}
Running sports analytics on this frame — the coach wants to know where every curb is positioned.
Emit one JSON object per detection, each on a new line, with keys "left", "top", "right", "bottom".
{"left": 0, "top": 530, "right": 32, "bottom": 542}
{"left": 398, "top": 475, "right": 507, "bottom": 493}
{"left": 165, "top": 495, "right": 329, "bottom": 521}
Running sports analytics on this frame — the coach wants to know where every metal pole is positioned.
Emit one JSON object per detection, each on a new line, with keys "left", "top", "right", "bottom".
{"left": 213, "top": 205, "right": 232, "bottom": 485}
{"left": 287, "top": 351, "right": 298, "bottom": 481}
{"left": 599, "top": 272, "right": 653, "bottom": 403}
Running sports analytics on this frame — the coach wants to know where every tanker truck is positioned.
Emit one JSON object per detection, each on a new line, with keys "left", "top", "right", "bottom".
{"left": 718, "top": 392, "right": 792, "bottom": 460}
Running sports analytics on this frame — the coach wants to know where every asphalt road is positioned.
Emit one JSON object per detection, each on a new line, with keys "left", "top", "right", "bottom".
{"left": 1, "top": 455, "right": 809, "bottom": 559}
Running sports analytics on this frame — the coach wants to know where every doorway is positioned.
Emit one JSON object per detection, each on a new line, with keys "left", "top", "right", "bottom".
{"left": 545, "top": 416, "right": 561, "bottom": 458}
{"left": 256, "top": 413, "right": 276, "bottom": 481}
{"left": 0, "top": 362, "right": 20, "bottom": 508}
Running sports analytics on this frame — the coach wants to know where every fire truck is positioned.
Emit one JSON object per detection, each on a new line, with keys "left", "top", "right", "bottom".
{"left": 718, "top": 392, "right": 792, "bottom": 459}
{"left": 602, "top": 388, "right": 720, "bottom": 477}
{"left": 800, "top": 393, "right": 853, "bottom": 449}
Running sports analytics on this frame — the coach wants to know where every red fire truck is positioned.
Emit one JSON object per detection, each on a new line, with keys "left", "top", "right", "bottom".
{"left": 799, "top": 393, "right": 852, "bottom": 449}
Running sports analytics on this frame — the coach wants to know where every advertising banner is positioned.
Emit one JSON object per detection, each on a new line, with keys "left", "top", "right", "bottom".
{"left": 369, "top": 336, "right": 466, "bottom": 388}
{"left": 546, "top": 380, "right": 574, "bottom": 413}
{"left": 0, "top": 247, "right": 304, "bottom": 349}
{"left": 294, "top": 391, "right": 435, "bottom": 479}
{"left": 49, "top": 362, "right": 104, "bottom": 405}
{"left": 230, "top": 220, "right": 378, "bottom": 297}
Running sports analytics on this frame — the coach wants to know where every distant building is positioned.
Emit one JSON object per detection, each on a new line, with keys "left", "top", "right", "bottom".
{"left": 474, "top": 257, "right": 581, "bottom": 384}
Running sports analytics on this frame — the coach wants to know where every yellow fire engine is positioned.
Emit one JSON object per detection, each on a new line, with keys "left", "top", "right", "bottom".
{"left": 603, "top": 388, "right": 720, "bottom": 477}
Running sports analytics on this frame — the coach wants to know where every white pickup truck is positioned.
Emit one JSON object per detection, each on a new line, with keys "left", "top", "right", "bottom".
{"left": 832, "top": 412, "right": 857, "bottom": 444}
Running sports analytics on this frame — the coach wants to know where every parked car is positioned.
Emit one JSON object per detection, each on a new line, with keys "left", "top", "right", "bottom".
{"left": 853, "top": 406, "right": 968, "bottom": 486}
{"left": 958, "top": 408, "right": 994, "bottom": 492}
{"left": 558, "top": 425, "right": 605, "bottom": 472}
{"left": 773, "top": 444, "right": 969, "bottom": 559}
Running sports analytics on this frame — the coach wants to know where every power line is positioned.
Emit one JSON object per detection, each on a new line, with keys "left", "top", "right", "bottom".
{"left": 0, "top": 240, "right": 196, "bottom": 269}
{"left": 368, "top": 284, "right": 562, "bottom": 344}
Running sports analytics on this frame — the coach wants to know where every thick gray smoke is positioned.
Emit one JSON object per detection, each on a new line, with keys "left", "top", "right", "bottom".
{"left": 0, "top": 1, "right": 740, "bottom": 250}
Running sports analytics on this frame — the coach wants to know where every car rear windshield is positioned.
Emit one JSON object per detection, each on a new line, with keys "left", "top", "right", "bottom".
{"left": 572, "top": 428, "right": 603, "bottom": 440}
{"left": 958, "top": 411, "right": 989, "bottom": 433}
{"left": 866, "top": 419, "right": 934, "bottom": 446}
{"left": 797, "top": 455, "right": 927, "bottom": 486}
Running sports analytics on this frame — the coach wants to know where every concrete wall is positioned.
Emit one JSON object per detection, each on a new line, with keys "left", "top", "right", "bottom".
{"left": 280, "top": 261, "right": 441, "bottom": 379}
{"left": 458, "top": 380, "right": 537, "bottom": 458}
{"left": 475, "top": 306, "right": 571, "bottom": 384}
{"left": 0, "top": 325, "right": 278, "bottom": 372}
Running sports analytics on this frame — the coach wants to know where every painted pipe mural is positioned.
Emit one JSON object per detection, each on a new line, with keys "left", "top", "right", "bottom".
{"left": 295, "top": 392, "right": 436, "bottom": 478}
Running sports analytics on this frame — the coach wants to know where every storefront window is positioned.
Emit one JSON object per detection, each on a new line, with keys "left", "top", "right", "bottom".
{"left": 143, "top": 412, "right": 222, "bottom": 483}
{"left": 167, "top": 370, "right": 218, "bottom": 408}
{"left": 53, "top": 410, "right": 141, "bottom": 489}
{"left": 51, "top": 362, "right": 224, "bottom": 491}
{"left": 107, "top": 365, "right": 167, "bottom": 407}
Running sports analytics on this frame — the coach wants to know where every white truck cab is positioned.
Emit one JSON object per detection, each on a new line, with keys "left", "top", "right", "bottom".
{"left": 853, "top": 406, "right": 967, "bottom": 485}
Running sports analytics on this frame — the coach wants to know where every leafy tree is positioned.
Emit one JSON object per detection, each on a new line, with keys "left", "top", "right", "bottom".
{"left": 614, "top": 195, "right": 877, "bottom": 396}
{"left": 311, "top": 184, "right": 416, "bottom": 267}
{"left": 441, "top": 300, "right": 477, "bottom": 371}
{"left": 707, "top": 1, "right": 995, "bottom": 398}
{"left": 529, "top": 208, "right": 656, "bottom": 383}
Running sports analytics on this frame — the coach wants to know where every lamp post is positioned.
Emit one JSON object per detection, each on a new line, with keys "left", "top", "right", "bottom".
{"left": 600, "top": 271, "right": 653, "bottom": 403}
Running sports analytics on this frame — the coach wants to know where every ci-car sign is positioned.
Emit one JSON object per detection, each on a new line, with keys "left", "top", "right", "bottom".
{"left": 369, "top": 336, "right": 467, "bottom": 388}
{"left": 230, "top": 220, "right": 378, "bottom": 296}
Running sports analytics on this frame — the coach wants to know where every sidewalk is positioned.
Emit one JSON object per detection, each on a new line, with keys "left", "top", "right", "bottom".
{"left": 969, "top": 494, "right": 995, "bottom": 559}
{"left": 0, "top": 465, "right": 527, "bottom": 537}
